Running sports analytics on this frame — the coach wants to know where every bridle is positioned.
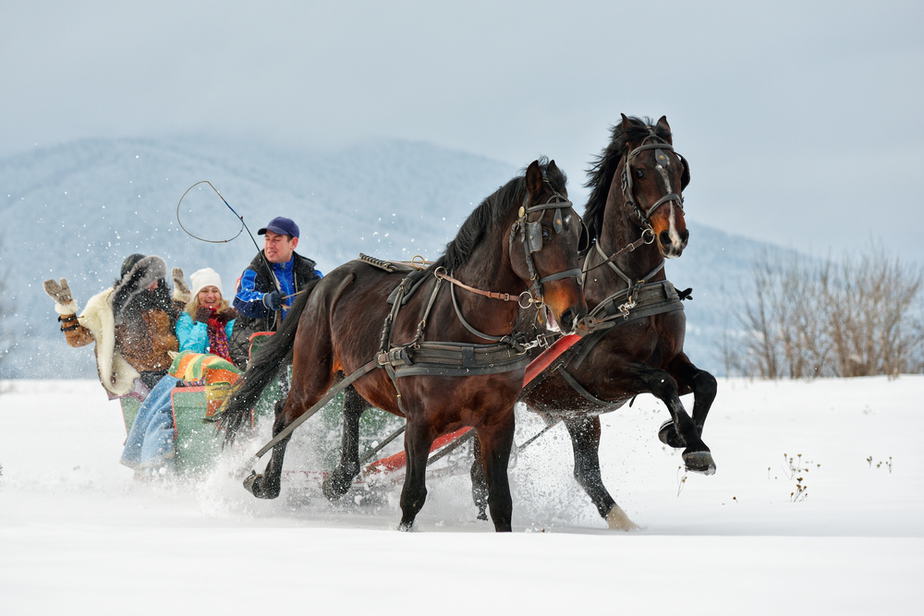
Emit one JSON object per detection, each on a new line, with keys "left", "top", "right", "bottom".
{"left": 583, "top": 131, "right": 688, "bottom": 278}
{"left": 431, "top": 188, "right": 583, "bottom": 343}
{"left": 620, "top": 131, "right": 687, "bottom": 232}
{"left": 509, "top": 187, "right": 583, "bottom": 307}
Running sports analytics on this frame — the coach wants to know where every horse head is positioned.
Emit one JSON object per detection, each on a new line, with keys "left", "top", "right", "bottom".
{"left": 618, "top": 114, "right": 690, "bottom": 258}
{"left": 509, "top": 159, "right": 587, "bottom": 332}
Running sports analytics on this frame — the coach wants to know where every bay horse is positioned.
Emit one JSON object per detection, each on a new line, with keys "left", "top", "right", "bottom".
{"left": 515, "top": 116, "right": 717, "bottom": 530}
{"left": 221, "top": 159, "right": 587, "bottom": 532}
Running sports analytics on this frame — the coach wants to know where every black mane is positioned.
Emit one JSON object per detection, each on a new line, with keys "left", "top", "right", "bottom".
{"left": 583, "top": 116, "right": 669, "bottom": 242}
{"left": 432, "top": 159, "right": 566, "bottom": 272}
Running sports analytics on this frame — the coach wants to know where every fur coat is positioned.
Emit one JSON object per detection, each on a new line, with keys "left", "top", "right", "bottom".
{"left": 52, "top": 256, "right": 186, "bottom": 395}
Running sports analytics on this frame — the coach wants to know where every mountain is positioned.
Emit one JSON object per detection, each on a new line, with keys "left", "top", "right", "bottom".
{"left": 0, "top": 136, "right": 783, "bottom": 379}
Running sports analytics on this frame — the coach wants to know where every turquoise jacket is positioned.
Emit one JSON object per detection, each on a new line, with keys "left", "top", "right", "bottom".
{"left": 175, "top": 312, "right": 235, "bottom": 354}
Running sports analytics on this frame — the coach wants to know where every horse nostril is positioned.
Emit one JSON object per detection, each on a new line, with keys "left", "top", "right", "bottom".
{"left": 659, "top": 231, "right": 671, "bottom": 245}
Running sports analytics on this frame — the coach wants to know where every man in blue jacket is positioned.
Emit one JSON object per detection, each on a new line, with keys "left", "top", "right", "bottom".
{"left": 229, "top": 216, "right": 323, "bottom": 367}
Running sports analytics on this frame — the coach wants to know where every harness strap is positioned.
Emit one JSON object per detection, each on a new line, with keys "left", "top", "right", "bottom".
{"left": 411, "top": 274, "right": 444, "bottom": 345}
{"left": 539, "top": 268, "right": 582, "bottom": 284}
{"left": 434, "top": 269, "right": 520, "bottom": 302}
{"left": 559, "top": 369, "right": 611, "bottom": 407}
{"left": 449, "top": 281, "right": 506, "bottom": 343}
{"left": 581, "top": 229, "right": 654, "bottom": 278}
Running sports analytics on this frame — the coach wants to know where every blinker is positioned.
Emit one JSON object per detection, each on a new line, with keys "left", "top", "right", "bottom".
{"left": 552, "top": 207, "right": 564, "bottom": 234}
{"left": 526, "top": 221, "right": 543, "bottom": 253}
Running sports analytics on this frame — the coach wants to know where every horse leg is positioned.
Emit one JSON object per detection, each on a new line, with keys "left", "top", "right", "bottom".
{"left": 398, "top": 419, "right": 434, "bottom": 531}
{"left": 476, "top": 409, "right": 515, "bottom": 532}
{"left": 469, "top": 436, "right": 489, "bottom": 521}
{"left": 322, "top": 386, "right": 369, "bottom": 500}
{"left": 630, "top": 364, "right": 716, "bottom": 475}
{"left": 243, "top": 398, "right": 291, "bottom": 499}
{"left": 244, "top": 322, "right": 337, "bottom": 499}
{"left": 563, "top": 415, "right": 637, "bottom": 530}
{"left": 672, "top": 353, "right": 718, "bottom": 436}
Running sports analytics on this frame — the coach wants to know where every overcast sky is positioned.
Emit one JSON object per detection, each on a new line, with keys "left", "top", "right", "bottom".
{"left": 2, "top": 0, "right": 922, "bottom": 263}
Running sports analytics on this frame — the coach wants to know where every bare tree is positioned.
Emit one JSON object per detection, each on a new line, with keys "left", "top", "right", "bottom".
{"left": 731, "top": 245, "right": 923, "bottom": 378}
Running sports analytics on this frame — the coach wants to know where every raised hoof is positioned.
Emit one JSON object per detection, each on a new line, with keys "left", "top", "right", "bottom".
{"left": 243, "top": 471, "right": 279, "bottom": 499}
{"left": 682, "top": 450, "right": 716, "bottom": 475}
{"left": 476, "top": 509, "right": 488, "bottom": 521}
{"left": 605, "top": 504, "right": 638, "bottom": 531}
{"left": 658, "top": 420, "right": 687, "bottom": 448}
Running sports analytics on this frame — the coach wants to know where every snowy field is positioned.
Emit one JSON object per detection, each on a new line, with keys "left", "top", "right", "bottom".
{"left": 1, "top": 376, "right": 922, "bottom": 615}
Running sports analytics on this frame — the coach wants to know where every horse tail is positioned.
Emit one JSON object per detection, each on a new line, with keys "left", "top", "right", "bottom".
{"left": 219, "top": 279, "right": 320, "bottom": 443}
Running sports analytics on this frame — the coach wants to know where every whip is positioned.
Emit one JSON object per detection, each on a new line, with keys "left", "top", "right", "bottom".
{"left": 175, "top": 180, "right": 280, "bottom": 292}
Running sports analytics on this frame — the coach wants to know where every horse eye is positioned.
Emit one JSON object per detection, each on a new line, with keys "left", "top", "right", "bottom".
{"left": 635, "top": 168, "right": 644, "bottom": 179}
{"left": 542, "top": 227, "right": 551, "bottom": 240}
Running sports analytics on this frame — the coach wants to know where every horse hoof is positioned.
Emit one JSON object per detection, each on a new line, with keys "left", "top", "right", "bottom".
{"left": 605, "top": 504, "right": 638, "bottom": 531}
{"left": 243, "top": 472, "right": 279, "bottom": 499}
{"left": 658, "top": 420, "right": 686, "bottom": 448}
{"left": 682, "top": 450, "right": 716, "bottom": 475}
{"left": 398, "top": 520, "right": 415, "bottom": 532}
{"left": 242, "top": 471, "right": 261, "bottom": 496}
{"left": 476, "top": 510, "right": 488, "bottom": 521}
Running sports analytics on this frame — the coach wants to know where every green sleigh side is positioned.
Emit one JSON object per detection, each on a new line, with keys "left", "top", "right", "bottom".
{"left": 118, "top": 375, "right": 284, "bottom": 474}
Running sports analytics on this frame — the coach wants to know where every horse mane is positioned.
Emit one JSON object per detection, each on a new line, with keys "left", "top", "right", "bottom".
{"left": 583, "top": 116, "right": 670, "bottom": 242}
{"left": 432, "top": 158, "right": 566, "bottom": 272}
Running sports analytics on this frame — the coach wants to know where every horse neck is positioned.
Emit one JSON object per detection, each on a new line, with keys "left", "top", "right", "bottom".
{"left": 590, "top": 183, "right": 666, "bottom": 296}
{"left": 447, "top": 223, "right": 522, "bottom": 337}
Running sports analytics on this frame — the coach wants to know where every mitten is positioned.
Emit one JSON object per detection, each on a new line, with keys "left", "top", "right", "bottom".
{"left": 173, "top": 267, "right": 192, "bottom": 304}
{"left": 43, "top": 278, "right": 78, "bottom": 314}
{"left": 195, "top": 306, "right": 214, "bottom": 323}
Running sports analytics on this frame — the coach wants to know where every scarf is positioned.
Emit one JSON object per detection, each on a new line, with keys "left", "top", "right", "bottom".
{"left": 206, "top": 315, "right": 232, "bottom": 362}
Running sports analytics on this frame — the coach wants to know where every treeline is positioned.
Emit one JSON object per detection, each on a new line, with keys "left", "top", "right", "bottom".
{"left": 724, "top": 246, "right": 923, "bottom": 378}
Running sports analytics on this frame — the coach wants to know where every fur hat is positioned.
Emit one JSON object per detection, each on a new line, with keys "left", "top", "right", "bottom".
{"left": 190, "top": 267, "right": 224, "bottom": 298}
{"left": 120, "top": 254, "right": 147, "bottom": 279}
{"left": 111, "top": 255, "right": 168, "bottom": 323}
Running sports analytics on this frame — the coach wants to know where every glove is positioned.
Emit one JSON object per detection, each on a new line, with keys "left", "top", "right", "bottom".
{"left": 263, "top": 290, "right": 283, "bottom": 311}
{"left": 44, "top": 278, "right": 74, "bottom": 306}
{"left": 215, "top": 307, "right": 238, "bottom": 323}
{"left": 173, "top": 267, "right": 191, "bottom": 301}
{"left": 195, "top": 306, "right": 214, "bottom": 323}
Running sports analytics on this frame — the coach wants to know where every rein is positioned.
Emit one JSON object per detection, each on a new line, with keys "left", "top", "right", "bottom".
{"left": 434, "top": 268, "right": 530, "bottom": 305}
{"left": 581, "top": 228, "right": 655, "bottom": 277}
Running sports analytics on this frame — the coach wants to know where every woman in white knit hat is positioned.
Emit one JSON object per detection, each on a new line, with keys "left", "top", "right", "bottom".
{"left": 175, "top": 267, "right": 238, "bottom": 364}
{"left": 121, "top": 268, "right": 239, "bottom": 475}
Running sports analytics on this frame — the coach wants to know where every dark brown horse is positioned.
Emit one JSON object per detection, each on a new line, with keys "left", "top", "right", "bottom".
{"left": 516, "top": 116, "right": 717, "bottom": 530}
{"left": 221, "top": 159, "right": 587, "bottom": 532}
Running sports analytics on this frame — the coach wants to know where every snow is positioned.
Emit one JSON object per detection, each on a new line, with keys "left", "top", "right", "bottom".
{"left": 1, "top": 377, "right": 922, "bottom": 615}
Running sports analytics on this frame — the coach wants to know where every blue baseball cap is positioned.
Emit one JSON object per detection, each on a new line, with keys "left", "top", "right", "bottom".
{"left": 257, "top": 216, "right": 300, "bottom": 239}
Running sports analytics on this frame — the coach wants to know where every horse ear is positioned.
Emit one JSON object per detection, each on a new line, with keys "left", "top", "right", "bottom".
{"left": 656, "top": 115, "right": 673, "bottom": 143}
{"left": 547, "top": 159, "right": 561, "bottom": 179}
{"left": 525, "top": 160, "right": 543, "bottom": 196}
{"left": 620, "top": 113, "right": 630, "bottom": 126}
